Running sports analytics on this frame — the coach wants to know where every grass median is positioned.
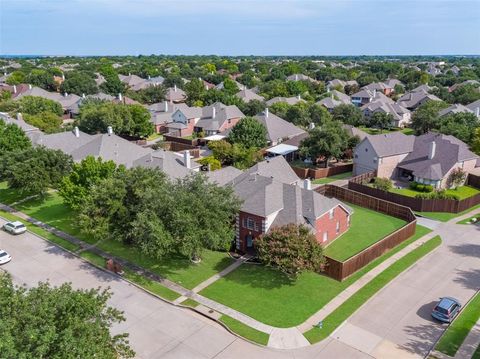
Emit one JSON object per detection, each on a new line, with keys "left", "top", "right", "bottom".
{"left": 219, "top": 315, "right": 269, "bottom": 346}
{"left": 304, "top": 235, "right": 442, "bottom": 344}
{"left": 435, "top": 291, "right": 480, "bottom": 357}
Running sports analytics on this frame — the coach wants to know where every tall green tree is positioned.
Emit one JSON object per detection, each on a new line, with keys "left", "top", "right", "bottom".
{"left": 0, "top": 273, "right": 134, "bottom": 359}
{"left": 411, "top": 101, "right": 448, "bottom": 134}
{"left": 368, "top": 111, "right": 394, "bottom": 132}
{"left": 300, "top": 120, "right": 349, "bottom": 167}
{"left": 0, "top": 119, "right": 31, "bottom": 152}
{"left": 60, "top": 71, "right": 98, "bottom": 96}
{"left": 332, "top": 104, "right": 364, "bottom": 126}
{"left": 184, "top": 78, "right": 206, "bottom": 106}
{"left": 228, "top": 116, "right": 267, "bottom": 148}
{"left": 17, "top": 95, "right": 63, "bottom": 116}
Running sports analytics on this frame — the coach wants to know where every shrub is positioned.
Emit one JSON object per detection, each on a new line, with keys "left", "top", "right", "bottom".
{"left": 423, "top": 185, "right": 434, "bottom": 193}
{"left": 372, "top": 177, "right": 393, "bottom": 192}
{"left": 414, "top": 190, "right": 460, "bottom": 200}
{"left": 409, "top": 182, "right": 418, "bottom": 190}
{"left": 198, "top": 156, "right": 222, "bottom": 171}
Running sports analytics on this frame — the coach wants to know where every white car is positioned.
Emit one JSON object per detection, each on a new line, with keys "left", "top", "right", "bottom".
{"left": 0, "top": 250, "right": 11, "bottom": 264}
{"left": 3, "top": 221, "right": 27, "bottom": 235}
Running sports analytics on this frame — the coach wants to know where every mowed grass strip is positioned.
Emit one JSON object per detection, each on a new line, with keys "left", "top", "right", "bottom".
{"left": 390, "top": 185, "right": 480, "bottom": 200}
{"left": 13, "top": 191, "right": 233, "bottom": 289}
{"left": 219, "top": 315, "right": 269, "bottom": 346}
{"left": 323, "top": 203, "right": 407, "bottom": 261}
{"left": 200, "top": 225, "right": 431, "bottom": 328}
{"left": 304, "top": 235, "right": 442, "bottom": 344}
{"left": 312, "top": 171, "right": 352, "bottom": 185}
{"left": 0, "top": 210, "right": 80, "bottom": 252}
{"left": 123, "top": 269, "right": 181, "bottom": 302}
{"left": 435, "top": 291, "right": 480, "bottom": 357}
{"left": 418, "top": 204, "right": 480, "bottom": 222}
{"left": 457, "top": 213, "right": 480, "bottom": 225}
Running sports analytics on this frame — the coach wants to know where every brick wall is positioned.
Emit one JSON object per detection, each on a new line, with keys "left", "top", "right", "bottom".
{"left": 237, "top": 211, "right": 266, "bottom": 252}
{"left": 315, "top": 205, "right": 350, "bottom": 246}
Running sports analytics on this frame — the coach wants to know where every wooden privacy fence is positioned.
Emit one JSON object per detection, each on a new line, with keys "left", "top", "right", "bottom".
{"left": 163, "top": 134, "right": 200, "bottom": 146}
{"left": 315, "top": 184, "right": 417, "bottom": 281}
{"left": 291, "top": 163, "right": 353, "bottom": 180}
{"left": 348, "top": 172, "right": 480, "bottom": 213}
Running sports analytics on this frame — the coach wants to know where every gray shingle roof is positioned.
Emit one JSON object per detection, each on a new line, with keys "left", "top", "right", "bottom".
{"left": 266, "top": 96, "right": 305, "bottom": 106}
{"left": 31, "top": 129, "right": 94, "bottom": 154}
{"left": 0, "top": 112, "right": 40, "bottom": 133}
{"left": 254, "top": 110, "right": 305, "bottom": 144}
{"left": 206, "top": 166, "right": 243, "bottom": 186}
{"left": 365, "top": 132, "right": 415, "bottom": 157}
{"left": 244, "top": 156, "right": 300, "bottom": 185}
{"left": 165, "top": 87, "right": 186, "bottom": 102}
{"left": 235, "top": 89, "right": 265, "bottom": 103}
{"left": 396, "top": 90, "right": 441, "bottom": 109}
{"left": 438, "top": 104, "right": 474, "bottom": 117}
{"left": 132, "top": 149, "right": 194, "bottom": 179}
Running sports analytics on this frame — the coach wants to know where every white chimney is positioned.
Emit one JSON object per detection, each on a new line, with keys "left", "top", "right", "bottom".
{"left": 428, "top": 141, "right": 436, "bottom": 160}
{"left": 82, "top": 93, "right": 86, "bottom": 99}
{"left": 184, "top": 150, "right": 191, "bottom": 169}
{"left": 73, "top": 126, "right": 80, "bottom": 138}
{"left": 16, "top": 113, "right": 23, "bottom": 121}
{"left": 148, "top": 75, "right": 151, "bottom": 80}
{"left": 476, "top": 107, "right": 480, "bottom": 117}
{"left": 64, "top": 92, "right": 68, "bottom": 97}
{"left": 309, "top": 122, "right": 315, "bottom": 130}
{"left": 212, "top": 107, "right": 216, "bottom": 119}
{"left": 326, "top": 86, "right": 330, "bottom": 93}
{"left": 28, "top": 84, "right": 32, "bottom": 90}
{"left": 297, "top": 94, "right": 301, "bottom": 100}
{"left": 265, "top": 108, "right": 269, "bottom": 117}
{"left": 304, "top": 179, "right": 312, "bottom": 190}
{"left": 331, "top": 93, "right": 334, "bottom": 99}
{"left": 295, "top": 74, "right": 299, "bottom": 81}
{"left": 174, "top": 84, "right": 177, "bottom": 92}
{"left": 373, "top": 89, "right": 377, "bottom": 98}
{"left": 164, "top": 100, "right": 168, "bottom": 112}
{"left": 118, "top": 93, "right": 123, "bottom": 101}
{"left": 107, "top": 126, "right": 113, "bottom": 135}
{"left": 62, "top": 73, "right": 65, "bottom": 81}
{"left": 13, "top": 84, "right": 17, "bottom": 94}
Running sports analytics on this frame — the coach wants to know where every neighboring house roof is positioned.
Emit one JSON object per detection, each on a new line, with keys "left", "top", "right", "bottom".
{"left": 342, "top": 125, "right": 369, "bottom": 141}
{"left": 266, "top": 96, "right": 304, "bottom": 106}
{"left": 119, "top": 74, "right": 146, "bottom": 87}
{"left": 384, "top": 79, "right": 404, "bottom": 88}
{"left": 327, "top": 79, "right": 358, "bottom": 88}
{"left": 361, "top": 101, "right": 410, "bottom": 122}
{"left": 235, "top": 89, "right": 265, "bottom": 103}
{"left": 316, "top": 90, "right": 351, "bottom": 109}
{"left": 87, "top": 92, "right": 116, "bottom": 101}
{"left": 397, "top": 133, "right": 479, "bottom": 180}
{"left": 254, "top": 110, "right": 305, "bottom": 144}
{"left": 286, "top": 74, "right": 317, "bottom": 82}
{"left": 0, "top": 112, "right": 40, "bottom": 133}
{"left": 132, "top": 149, "right": 195, "bottom": 179}
{"left": 438, "top": 104, "right": 474, "bottom": 117}
{"left": 206, "top": 166, "right": 243, "bottom": 186}
{"left": 466, "top": 99, "right": 480, "bottom": 115}
{"left": 148, "top": 102, "right": 188, "bottom": 125}
{"left": 363, "top": 132, "right": 415, "bottom": 157}
{"left": 351, "top": 89, "right": 394, "bottom": 104}
{"left": 32, "top": 129, "right": 94, "bottom": 154}
{"left": 244, "top": 156, "right": 300, "bottom": 185}
{"left": 215, "top": 80, "right": 244, "bottom": 90}
{"left": 363, "top": 82, "right": 390, "bottom": 91}
{"left": 14, "top": 86, "right": 63, "bottom": 102}
{"left": 195, "top": 103, "right": 244, "bottom": 132}
{"left": 396, "top": 89, "right": 441, "bottom": 109}
{"left": 165, "top": 86, "right": 186, "bottom": 102}
{"left": 411, "top": 84, "right": 432, "bottom": 93}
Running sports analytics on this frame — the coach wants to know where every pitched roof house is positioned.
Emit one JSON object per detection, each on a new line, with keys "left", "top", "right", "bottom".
{"left": 327, "top": 79, "right": 358, "bottom": 90}
{"left": 438, "top": 104, "right": 474, "bottom": 117}
{"left": 466, "top": 99, "right": 480, "bottom": 117}
{"left": 266, "top": 95, "right": 305, "bottom": 106}
{"left": 396, "top": 89, "right": 442, "bottom": 110}
{"left": 361, "top": 101, "right": 411, "bottom": 128}
{"left": 254, "top": 108, "right": 306, "bottom": 146}
{"left": 316, "top": 90, "right": 351, "bottom": 112}
{"left": 286, "top": 74, "right": 317, "bottom": 83}
{"left": 235, "top": 88, "right": 265, "bottom": 103}
{"left": 195, "top": 103, "right": 245, "bottom": 136}
{"left": 353, "top": 132, "right": 479, "bottom": 189}
{"left": 351, "top": 88, "right": 394, "bottom": 107}
{"left": 363, "top": 82, "right": 393, "bottom": 96}
{"left": 165, "top": 85, "right": 187, "bottom": 103}
{"left": 230, "top": 172, "right": 353, "bottom": 252}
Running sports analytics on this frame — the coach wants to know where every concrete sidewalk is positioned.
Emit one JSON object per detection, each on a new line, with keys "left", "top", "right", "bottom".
{"left": 454, "top": 318, "right": 480, "bottom": 359}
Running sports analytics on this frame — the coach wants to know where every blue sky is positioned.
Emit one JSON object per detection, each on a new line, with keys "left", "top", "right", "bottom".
{"left": 1, "top": 0, "right": 479, "bottom": 56}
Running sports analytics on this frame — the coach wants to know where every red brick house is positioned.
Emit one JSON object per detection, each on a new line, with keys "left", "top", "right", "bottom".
{"left": 229, "top": 158, "right": 353, "bottom": 253}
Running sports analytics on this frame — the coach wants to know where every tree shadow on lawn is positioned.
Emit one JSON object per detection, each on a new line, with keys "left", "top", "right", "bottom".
{"left": 0, "top": 184, "right": 33, "bottom": 205}
{"left": 223, "top": 263, "right": 299, "bottom": 290}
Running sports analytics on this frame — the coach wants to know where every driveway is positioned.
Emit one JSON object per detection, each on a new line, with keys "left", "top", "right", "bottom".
{"left": 332, "top": 220, "right": 480, "bottom": 358}
{"left": 0, "top": 218, "right": 369, "bottom": 359}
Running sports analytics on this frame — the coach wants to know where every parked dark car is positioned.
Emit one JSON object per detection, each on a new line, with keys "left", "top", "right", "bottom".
{"left": 431, "top": 297, "right": 461, "bottom": 323}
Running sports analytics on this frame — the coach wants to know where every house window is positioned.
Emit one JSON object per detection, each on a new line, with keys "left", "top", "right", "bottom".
{"left": 329, "top": 209, "right": 334, "bottom": 219}
{"left": 228, "top": 119, "right": 231, "bottom": 124}
{"left": 365, "top": 148, "right": 368, "bottom": 152}
{"left": 347, "top": 215, "right": 351, "bottom": 226}
{"left": 336, "top": 221, "right": 340, "bottom": 234}
{"left": 254, "top": 221, "right": 260, "bottom": 232}
{"left": 247, "top": 218, "right": 255, "bottom": 230}
{"left": 323, "top": 232, "right": 328, "bottom": 242}
{"left": 355, "top": 154, "right": 358, "bottom": 158}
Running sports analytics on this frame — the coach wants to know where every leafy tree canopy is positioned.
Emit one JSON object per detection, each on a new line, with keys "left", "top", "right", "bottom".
{"left": 228, "top": 116, "right": 267, "bottom": 149}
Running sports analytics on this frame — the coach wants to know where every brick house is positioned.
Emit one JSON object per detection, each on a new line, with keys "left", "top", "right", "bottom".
{"left": 232, "top": 173, "right": 352, "bottom": 252}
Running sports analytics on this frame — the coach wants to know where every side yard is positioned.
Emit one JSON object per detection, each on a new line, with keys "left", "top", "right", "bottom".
{"left": 390, "top": 185, "right": 480, "bottom": 200}
{"left": 312, "top": 171, "right": 352, "bottom": 185}
{"left": 199, "top": 225, "right": 431, "bottom": 328}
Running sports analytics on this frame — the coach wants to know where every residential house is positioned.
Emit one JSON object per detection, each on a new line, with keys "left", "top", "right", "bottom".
{"left": 230, "top": 172, "right": 353, "bottom": 252}
{"left": 165, "top": 85, "right": 187, "bottom": 103}
{"left": 266, "top": 95, "right": 305, "bottom": 106}
{"left": 133, "top": 149, "right": 201, "bottom": 179}
{"left": 361, "top": 101, "right": 411, "bottom": 128}
{"left": 195, "top": 103, "right": 245, "bottom": 136}
{"left": 448, "top": 80, "right": 480, "bottom": 93}
{"left": 148, "top": 101, "right": 188, "bottom": 133}
{"left": 353, "top": 132, "right": 479, "bottom": 189}
{"left": 351, "top": 88, "right": 394, "bottom": 107}
{"left": 326, "top": 79, "right": 358, "bottom": 91}
{"left": 166, "top": 106, "right": 202, "bottom": 137}
{"left": 206, "top": 166, "right": 243, "bottom": 186}
{"left": 450, "top": 66, "right": 460, "bottom": 76}
{"left": 438, "top": 104, "right": 474, "bottom": 117}
{"left": 0, "top": 112, "right": 41, "bottom": 135}
{"left": 244, "top": 155, "right": 301, "bottom": 185}
{"left": 215, "top": 80, "right": 244, "bottom": 91}
{"left": 235, "top": 88, "right": 265, "bottom": 103}
{"left": 119, "top": 74, "right": 146, "bottom": 88}
{"left": 396, "top": 89, "right": 441, "bottom": 110}
{"left": 254, "top": 108, "right": 305, "bottom": 146}
{"left": 384, "top": 79, "right": 404, "bottom": 90}
{"left": 466, "top": 99, "right": 480, "bottom": 117}
{"left": 316, "top": 90, "right": 351, "bottom": 112}
{"left": 286, "top": 74, "right": 317, "bottom": 83}
{"left": 363, "top": 82, "right": 393, "bottom": 96}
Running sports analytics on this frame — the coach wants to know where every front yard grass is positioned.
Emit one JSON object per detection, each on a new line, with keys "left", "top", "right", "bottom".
{"left": 323, "top": 204, "right": 407, "bottom": 262}
{"left": 435, "top": 291, "right": 480, "bottom": 357}
{"left": 418, "top": 204, "right": 480, "bottom": 222}
{"left": 0, "top": 182, "right": 32, "bottom": 205}
{"left": 219, "top": 315, "right": 270, "bottom": 346}
{"left": 457, "top": 213, "right": 480, "bottom": 224}
{"left": 12, "top": 192, "right": 234, "bottom": 290}
{"left": 312, "top": 171, "right": 352, "bottom": 185}
{"left": 390, "top": 185, "right": 480, "bottom": 200}
{"left": 200, "top": 225, "right": 431, "bottom": 328}
{"left": 123, "top": 269, "right": 181, "bottom": 301}
{"left": 304, "top": 235, "right": 442, "bottom": 344}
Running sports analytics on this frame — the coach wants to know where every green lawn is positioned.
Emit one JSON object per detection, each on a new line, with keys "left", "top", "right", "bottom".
{"left": 146, "top": 133, "right": 163, "bottom": 141}
{"left": 180, "top": 298, "right": 199, "bottom": 308}
{"left": 418, "top": 204, "right": 480, "bottom": 222}
{"left": 358, "top": 127, "right": 415, "bottom": 136}
{"left": 79, "top": 250, "right": 106, "bottom": 268}
{"left": 219, "top": 315, "right": 270, "bottom": 346}
{"left": 473, "top": 344, "right": 480, "bottom": 359}
{"left": 457, "top": 213, "right": 480, "bottom": 224}
{"left": 123, "top": 269, "right": 181, "bottom": 301}
{"left": 304, "top": 235, "right": 442, "bottom": 344}
{"left": 324, "top": 204, "right": 407, "bottom": 261}
{"left": 435, "top": 291, "right": 480, "bottom": 357}
{"left": 390, "top": 185, "right": 480, "bottom": 200}
{"left": 312, "top": 171, "right": 352, "bottom": 185}
{"left": 0, "top": 210, "right": 80, "bottom": 252}
{"left": 0, "top": 182, "right": 33, "bottom": 205}
{"left": 12, "top": 192, "right": 233, "bottom": 289}
{"left": 200, "top": 225, "right": 431, "bottom": 328}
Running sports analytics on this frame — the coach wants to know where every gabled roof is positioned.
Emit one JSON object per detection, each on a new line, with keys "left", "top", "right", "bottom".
{"left": 351, "top": 89, "right": 394, "bottom": 104}
{"left": 165, "top": 86, "right": 186, "bottom": 102}
{"left": 0, "top": 112, "right": 40, "bottom": 133}
{"left": 397, "top": 133, "right": 479, "bottom": 180}
{"left": 244, "top": 156, "right": 300, "bottom": 185}
{"left": 363, "top": 82, "right": 389, "bottom": 91}
{"left": 132, "top": 149, "right": 195, "bottom": 179}
{"left": 316, "top": 90, "right": 351, "bottom": 109}
{"left": 119, "top": 74, "right": 146, "bottom": 87}
{"left": 396, "top": 89, "right": 441, "bottom": 109}
{"left": 31, "top": 128, "right": 94, "bottom": 154}
{"left": 361, "top": 101, "right": 410, "bottom": 121}
{"left": 384, "top": 79, "right": 404, "bottom": 88}
{"left": 235, "top": 89, "right": 265, "bottom": 103}
{"left": 195, "top": 103, "right": 245, "bottom": 132}
{"left": 254, "top": 110, "right": 305, "bottom": 144}
{"left": 266, "top": 96, "right": 304, "bottom": 106}
{"left": 439, "top": 104, "right": 474, "bottom": 117}
{"left": 286, "top": 74, "right": 317, "bottom": 82}
{"left": 363, "top": 132, "right": 415, "bottom": 157}
{"left": 206, "top": 166, "right": 243, "bottom": 186}
{"left": 466, "top": 99, "right": 480, "bottom": 114}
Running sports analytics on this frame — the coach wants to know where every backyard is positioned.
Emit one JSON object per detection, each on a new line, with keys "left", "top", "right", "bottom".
{"left": 199, "top": 225, "right": 431, "bottom": 328}
{"left": 390, "top": 185, "right": 480, "bottom": 200}
{"left": 312, "top": 171, "right": 352, "bottom": 185}
{"left": 323, "top": 203, "right": 407, "bottom": 261}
